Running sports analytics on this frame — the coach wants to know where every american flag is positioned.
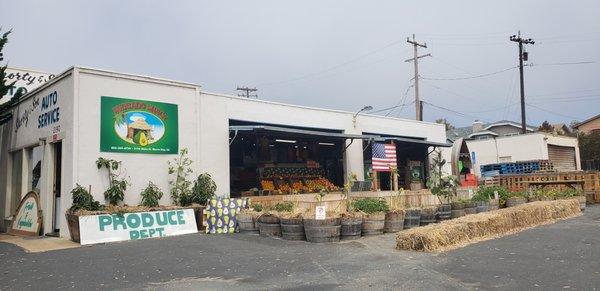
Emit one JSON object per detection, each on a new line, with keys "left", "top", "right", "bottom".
{"left": 372, "top": 142, "right": 397, "bottom": 171}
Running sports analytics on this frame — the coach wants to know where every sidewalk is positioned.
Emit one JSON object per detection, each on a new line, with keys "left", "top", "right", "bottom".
{"left": 0, "top": 234, "right": 80, "bottom": 253}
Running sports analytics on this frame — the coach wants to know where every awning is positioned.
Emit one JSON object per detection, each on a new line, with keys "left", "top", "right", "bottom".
{"left": 229, "top": 125, "right": 379, "bottom": 140}
{"left": 375, "top": 136, "right": 452, "bottom": 147}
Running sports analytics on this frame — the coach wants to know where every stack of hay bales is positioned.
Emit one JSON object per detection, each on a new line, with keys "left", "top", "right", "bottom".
{"left": 396, "top": 199, "right": 581, "bottom": 252}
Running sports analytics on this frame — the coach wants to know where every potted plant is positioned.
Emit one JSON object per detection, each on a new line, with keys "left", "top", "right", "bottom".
{"left": 427, "top": 150, "right": 458, "bottom": 220}
{"left": 420, "top": 206, "right": 438, "bottom": 226}
{"left": 341, "top": 174, "right": 363, "bottom": 240}
{"left": 238, "top": 203, "right": 262, "bottom": 233}
{"left": 274, "top": 202, "right": 305, "bottom": 241}
{"left": 65, "top": 184, "right": 104, "bottom": 243}
{"left": 463, "top": 199, "right": 477, "bottom": 215}
{"left": 505, "top": 191, "right": 527, "bottom": 207}
{"left": 303, "top": 190, "right": 342, "bottom": 243}
{"left": 352, "top": 198, "right": 389, "bottom": 236}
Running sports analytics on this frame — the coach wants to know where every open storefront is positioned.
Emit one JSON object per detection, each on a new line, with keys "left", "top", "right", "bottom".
{"left": 229, "top": 121, "right": 375, "bottom": 197}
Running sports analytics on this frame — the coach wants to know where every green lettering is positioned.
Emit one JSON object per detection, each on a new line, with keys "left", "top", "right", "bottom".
{"left": 148, "top": 228, "right": 157, "bottom": 237}
{"left": 139, "top": 229, "right": 149, "bottom": 239}
{"left": 99, "top": 215, "right": 112, "bottom": 231}
{"left": 156, "top": 227, "right": 165, "bottom": 237}
{"left": 126, "top": 214, "right": 141, "bottom": 229}
{"left": 141, "top": 213, "right": 154, "bottom": 227}
{"left": 168, "top": 211, "right": 177, "bottom": 225}
{"left": 176, "top": 210, "right": 185, "bottom": 224}
{"left": 156, "top": 212, "right": 169, "bottom": 226}
{"left": 129, "top": 230, "right": 140, "bottom": 240}
{"left": 113, "top": 215, "right": 127, "bottom": 230}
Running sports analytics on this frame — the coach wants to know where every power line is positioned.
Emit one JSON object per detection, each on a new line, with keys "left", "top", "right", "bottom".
{"left": 421, "top": 101, "right": 492, "bottom": 123}
{"left": 526, "top": 103, "right": 580, "bottom": 120}
{"left": 370, "top": 100, "right": 415, "bottom": 114}
{"left": 236, "top": 86, "right": 258, "bottom": 98}
{"left": 510, "top": 31, "right": 535, "bottom": 134}
{"left": 405, "top": 34, "right": 430, "bottom": 121}
{"left": 385, "top": 81, "right": 414, "bottom": 117}
{"left": 420, "top": 66, "right": 518, "bottom": 81}
{"left": 257, "top": 39, "right": 408, "bottom": 87}
{"left": 526, "top": 61, "right": 595, "bottom": 67}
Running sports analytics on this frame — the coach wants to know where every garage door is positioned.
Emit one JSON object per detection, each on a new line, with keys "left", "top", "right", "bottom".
{"left": 548, "top": 145, "right": 576, "bottom": 171}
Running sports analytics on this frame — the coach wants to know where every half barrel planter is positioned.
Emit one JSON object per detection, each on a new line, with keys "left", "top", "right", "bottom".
{"left": 436, "top": 204, "right": 452, "bottom": 222}
{"left": 304, "top": 217, "right": 341, "bottom": 243}
{"left": 464, "top": 202, "right": 477, "bottom": 215}
{"left": 450, "top": 202, "right": 466, "bottom": 219}
{"left": 362, "top": 213, "right": 385, "bottom": 236}
{"left": 257, "top": 214, "right": 281, "bottom": 237}
{"left": 238, "top": 212, "right": 259, "bottom": 233}
{"left": 403, "top": 209, "right": 421, "bottom": 229}
{"left": 341, "top": 216, "right": 363, "bottom": 240}
{"left": 420, "top": 207, "right": 437, "bottom": 226}
{"left": 280, "top": 217, "right": 305, "bottom": 241}
{"left": 506, "top": 197, "right": 527, "bottom": 208}
{"left": 384, "top": 211, "right": 404, "bottom": 233}
{"left": 475, "top": 201, "right": 489, "bottom": 213}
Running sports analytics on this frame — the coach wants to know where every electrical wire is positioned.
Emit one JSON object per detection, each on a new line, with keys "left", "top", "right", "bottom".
{"left": 525, "top": 103, "right": 580, "bottom": 120}
{"left": 421, "top": 101, "right": 492, "bottom": 123}
{"left": 257, "top": 39, "right": 410, "bottom": 87}
{"left": 526, "top": 61, "right": 595, "bottom": 67}
{"left": 420, "top": 66, "right": 518, "bottom": 81}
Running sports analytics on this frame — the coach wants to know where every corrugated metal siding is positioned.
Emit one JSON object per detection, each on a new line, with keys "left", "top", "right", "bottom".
{"left": 548, "top": 145, "right": 576, "bottom": 171}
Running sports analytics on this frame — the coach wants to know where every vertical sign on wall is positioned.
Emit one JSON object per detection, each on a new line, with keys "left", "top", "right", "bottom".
{"left": 100, "top": 96, "right": 178, "bottom": 154}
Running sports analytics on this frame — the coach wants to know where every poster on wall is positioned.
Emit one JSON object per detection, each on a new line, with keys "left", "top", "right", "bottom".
{"left": 9, "top": 191, "right": 42, "bottom": 237}
{"left": 100, "top": 96, "right": 178, "bottom": 154}
{"left": 78, "top": 209, "right": 197, "bottom": 245}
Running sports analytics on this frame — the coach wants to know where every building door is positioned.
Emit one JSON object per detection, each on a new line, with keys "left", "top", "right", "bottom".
{"left": 548, "top": 145, "right": 576, "bottom": 171}
{"left": 51, "top": 141, "right": 62, "bottom": 234}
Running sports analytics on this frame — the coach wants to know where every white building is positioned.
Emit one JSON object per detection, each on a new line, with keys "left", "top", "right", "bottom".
{"left": 448, "top": 121, "right": 580, "bottom": 176}
{"left": 0, "top": 66, "right": 450, "bottom": 238}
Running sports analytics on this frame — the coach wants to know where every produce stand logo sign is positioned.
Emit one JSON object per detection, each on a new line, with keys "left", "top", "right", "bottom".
{"left": 100, "top": 96, "right": 178, "bottom": 154}
{"left": 78, "top": 209, "right": 197, "bottom": 245}
{"left": 9, "top": 191, "right": 42, "bottom": 237}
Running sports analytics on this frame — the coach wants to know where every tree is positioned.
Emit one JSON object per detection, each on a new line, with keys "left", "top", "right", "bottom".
{"left": 579, "top": 131, "right": 600, "bottom": 161}
{"left": 538, "top": 120, "right": 553, "bottom": 133}
{"left": 435, "top": 118, "right": 455, "bottom": 131}
{"left": 0, "top": 28, "right": 24, "bottom": 125}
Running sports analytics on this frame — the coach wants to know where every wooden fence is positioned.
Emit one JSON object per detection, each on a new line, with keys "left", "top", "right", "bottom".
{"left": 490, "top": 171, "right": 600, "bottom": 203}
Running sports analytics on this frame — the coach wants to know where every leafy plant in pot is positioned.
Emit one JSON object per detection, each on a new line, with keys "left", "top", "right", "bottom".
{"left": 427, "top": 150, "right": 458, "bottom": 218}
{"left": 238, "top": 203, "right": 263, "bottom": 233}
{"left": 340, "top": 174, "right": 364, "bottom": 239}
{"left": 302, "top": 189, "right": 342, "bottom": 243}
{"left": 352, "top": 198, "right": 389, "bottom": 236}
{"left": 66, "top": 184, "right": 104, "bottom": 242}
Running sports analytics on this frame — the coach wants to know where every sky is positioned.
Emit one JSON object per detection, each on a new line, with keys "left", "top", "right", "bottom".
{"left": 2, "top": 0, "right": 599, "bottom": 128}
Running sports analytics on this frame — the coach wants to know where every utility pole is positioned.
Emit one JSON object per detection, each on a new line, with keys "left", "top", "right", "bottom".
{"left": 236, "top": 86, "right": 258, "bottom": 98}
{"left": 405, "top": 34, "right": 430, "bottom": 121}
{"left": 510, "top": 31, "right": 534, "bottom": 134}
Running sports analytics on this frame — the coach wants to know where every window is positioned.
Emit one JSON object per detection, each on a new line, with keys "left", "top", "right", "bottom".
{"left": 10, "top": 151, "right": 23, "bottom": 214}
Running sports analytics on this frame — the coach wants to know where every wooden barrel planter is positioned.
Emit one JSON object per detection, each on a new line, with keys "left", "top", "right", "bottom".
{"left": 450, "top": 202, "right": 465, "bottom": 219}
{"left": 420, "top": 207, "right": 437, "bottom": 226}
{"left": 403, "top": 209, "right": 421, "bottom": 229}
{"left": 238, "top": 212, "right": 259, "bottom": 233}
{"left": 362, "top": 213, "right": 385, "bottom": 236}
{"left": 489, "top": 199, "right": 500, "bottom": 210}
{"left": 65, "top": 213, "right": 81, "bottom": 243}
{"left": 258, "top": 214, "right": 281, "bottom": 237}
{"left": 304, "top": 218, "right": 341, "bottom": 243}
{"left": 384, "top": 211, "right": 404, "bottom": 233}
{"left": 475, "top": 201, "right": 489, "bottom": 213}
{"left": 341, "top": 216, "right": 363, "bottom": 240}
{"left": 527, "top": 196, "right": 541, "bottom": 203}
{"left": 506, "top": 197, "right": 527, "bottom": 208}
{"left": 576, "top": 196, "right": 586, "bottom": 211}
{"left": 280, "top": 217, "right": 305, "bottom": 241}
{"left": 436, "top": 204, "right": 451, "bottom": 222}
{"left": 464, "top": 201, "right": 477, "bottom": 215}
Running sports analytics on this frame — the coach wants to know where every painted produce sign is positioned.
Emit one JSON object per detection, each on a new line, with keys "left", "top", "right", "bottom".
{"left": 100, "top": 96, "right": 178, "bottom": 154}
{"left": 78, "top": 209, "right": 197, "bottom": 245}
{"left": 2, "top": 67, "right": 55, "bottom": 105}
{"left": 9, "top": 191, "right": 42, "bottom": 236}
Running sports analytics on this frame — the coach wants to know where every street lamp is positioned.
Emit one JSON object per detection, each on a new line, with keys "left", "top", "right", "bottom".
{"left": 353, "top": 105, "right": 373, "bottom": 127}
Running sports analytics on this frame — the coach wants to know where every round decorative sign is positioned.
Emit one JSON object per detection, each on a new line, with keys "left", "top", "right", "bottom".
{"left": 9, "top": 191, "right": 42, "bottom": 237}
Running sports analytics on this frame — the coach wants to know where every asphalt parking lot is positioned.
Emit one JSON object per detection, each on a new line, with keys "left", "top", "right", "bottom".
{"left": 1, "top": 206, "right": 599, "bottom": 290}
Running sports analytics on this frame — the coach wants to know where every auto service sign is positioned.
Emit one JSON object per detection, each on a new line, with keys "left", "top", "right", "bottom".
{"left": 78, "top": 209, "right": 197, "bottom": 245}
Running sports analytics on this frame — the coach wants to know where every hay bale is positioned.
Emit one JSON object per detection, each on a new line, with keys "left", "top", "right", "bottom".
{"left": 396, "top": 199, "right": 581, "bottom": 252}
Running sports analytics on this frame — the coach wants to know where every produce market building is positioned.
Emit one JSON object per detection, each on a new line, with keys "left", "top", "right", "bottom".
{"left": 0, "top": 66, "right": 451, "bottom": 238}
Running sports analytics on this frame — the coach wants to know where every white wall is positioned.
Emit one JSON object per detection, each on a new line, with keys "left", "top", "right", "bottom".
{"left": 466, "top": 133, "right": 580, "bottom": 176}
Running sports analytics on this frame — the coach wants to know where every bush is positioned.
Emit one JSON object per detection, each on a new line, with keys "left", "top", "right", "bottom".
{"left": 139, "top": 182, "right": 164, "bottom": 207}
{"left": 96, "top": 157, "right": 129, "bottom": 205}
{"left": 352, "top": 198, "right": 389, "bottom": 214}
{"left": 268, "top": 202, "right": 294, "bottom": 212}
{"left": 190, "top": 173, "right": 217, "bottom": 206}
{"left": 473, "top": 185, "right": 509, "bottom": 204}
{"left": 70, "top": 184, "right": 103, "bottom": 212}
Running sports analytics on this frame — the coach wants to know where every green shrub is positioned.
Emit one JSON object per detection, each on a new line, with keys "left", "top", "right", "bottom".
{"left": 70, "top": 184, "right": 103, "bottom": 212}
{"left": 473, "top": 185, "right": 510, "bottom": 204}
{"left": 251, "top": 203, "right": 263, "bottom": 212}
{"left": 190, "top": 173, "right": 217, "bottom": 206}
{"left": 557, "top": 188, "right": 583, "bottom": 198}
{"left": 96, "top": 157, "right": 129, "bottom": 205}
{"left": 139, "top": 182, "right": 164, "bottom": 207}
{"left": 268, "top": 202, "right": 294, "bottom": 212}
{"left": 352, "top": 198, "right": 389, "bottom": 214}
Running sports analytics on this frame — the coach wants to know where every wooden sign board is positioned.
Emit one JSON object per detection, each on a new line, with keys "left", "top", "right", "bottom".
{"left": 9, "top": 191, "right": 43, "bottom": 237}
